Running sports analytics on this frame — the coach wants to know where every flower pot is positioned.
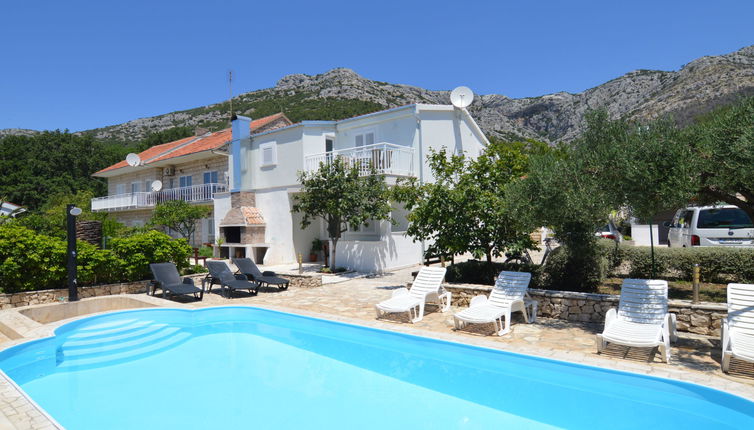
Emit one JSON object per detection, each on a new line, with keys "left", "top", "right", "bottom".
{"left": 309, "top": 253, "right": 318, "bottom": 262}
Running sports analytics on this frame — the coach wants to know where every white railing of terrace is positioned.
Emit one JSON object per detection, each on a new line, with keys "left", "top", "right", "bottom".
{"left": 304, "top": 143, "right": 415, "bottom": 177}
{"left": 91, "top": 183, "right": 227, "bottom": 212}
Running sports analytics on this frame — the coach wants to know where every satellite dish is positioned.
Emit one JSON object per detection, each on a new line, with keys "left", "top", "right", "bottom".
{"left": 151, "top": 180, "right": 163, "bottom": 192}
{"left": 450, "top": 86, "right": 474, "bottom": 108}
{"left": 125, "top": 153, "right": 142, "bottom": 167}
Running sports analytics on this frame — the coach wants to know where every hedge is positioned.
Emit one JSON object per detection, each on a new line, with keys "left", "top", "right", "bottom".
{"left": 0, "top": 225, "right": 191, "bottom": 293}
{"left": 610, "top": 245, "right": 754, "bottom": 283}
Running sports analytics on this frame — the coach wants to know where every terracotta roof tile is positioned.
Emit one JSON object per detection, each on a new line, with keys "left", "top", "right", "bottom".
{"left": 94, "top": 113, "right": 291, "bottom": 175}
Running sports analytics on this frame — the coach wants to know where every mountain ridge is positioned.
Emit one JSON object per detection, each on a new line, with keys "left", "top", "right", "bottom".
{"left": 2, "top": 44, "right": 753, "bottom": 144}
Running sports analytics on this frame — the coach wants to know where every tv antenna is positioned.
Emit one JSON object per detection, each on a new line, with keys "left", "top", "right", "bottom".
{"left": 228, "top": 70, "right": 234, "bottom": 121}
{"left": 125, "top": 153, "right": 142, "bottom": 167}
{"left": 151, "top": 180, "right": 163, "bottom": 192}
{"left": 450, "top": 86, "right": 474, "bottom": 109}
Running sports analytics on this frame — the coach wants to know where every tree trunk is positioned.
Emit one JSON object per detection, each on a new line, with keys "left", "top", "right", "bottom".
{"left": 330, "top": 238, "right": 338, "bottom": 269}
{"left": 486, "top": 249, "right": 492, "bottom": 264}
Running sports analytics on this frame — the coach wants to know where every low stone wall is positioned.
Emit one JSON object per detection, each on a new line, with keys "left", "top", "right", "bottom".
{"left": 437, "top": 283, "right": 726, "bottom": 336}
{"left": 0, "top": 281, "right": 150, "bottom": 310}
{"left": 281, "top": 273, "right": 323, "bottom": 288}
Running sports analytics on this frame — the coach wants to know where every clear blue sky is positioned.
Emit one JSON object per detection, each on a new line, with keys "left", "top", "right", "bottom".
{"left": 1, "top": 0, "right": 752, "bottom": 132}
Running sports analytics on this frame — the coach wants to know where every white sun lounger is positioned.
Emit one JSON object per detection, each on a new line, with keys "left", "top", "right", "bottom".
{"left": 597, "top": 279, "right": 677, "bottom": 363}
{"left": 453, "top": 271, "right": 533, "bottom": 336}
{"left": 375, "top": 266, "right": 449, "bottom": 323}
{"left": 722, "top": 283, "right": 754, "bottom": 373}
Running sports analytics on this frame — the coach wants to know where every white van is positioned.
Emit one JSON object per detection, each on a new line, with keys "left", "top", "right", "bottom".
{"left": 666, "top": 205, "right": 754, "bottom": 248}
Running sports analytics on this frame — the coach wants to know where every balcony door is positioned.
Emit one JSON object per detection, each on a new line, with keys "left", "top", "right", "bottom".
{"left": 179, "top": 175, "right": 192, "bottom": 200}
{"left": 203, "top": 171, "right": 218, "bottom": 200}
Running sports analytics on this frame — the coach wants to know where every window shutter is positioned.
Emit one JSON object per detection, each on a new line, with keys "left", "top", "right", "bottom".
{"left": 355, "top": 135, "right": 364, "bottom": 147}
{"left": 365, "top": 132, "right": 375, "bottom": 146}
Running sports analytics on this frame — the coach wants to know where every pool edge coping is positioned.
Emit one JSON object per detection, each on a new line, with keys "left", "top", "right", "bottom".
{"left": 0, "top": 301, "right": 752, "bottom": 429}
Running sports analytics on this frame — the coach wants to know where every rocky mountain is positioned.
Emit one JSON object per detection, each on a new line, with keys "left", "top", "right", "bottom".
{"left": 3, "top": 45, "right": 753, "bottom": 144}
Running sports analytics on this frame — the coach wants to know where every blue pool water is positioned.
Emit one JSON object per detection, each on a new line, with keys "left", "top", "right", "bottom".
{"left": 0, "top": 307, "right": 752, "bottom": 429}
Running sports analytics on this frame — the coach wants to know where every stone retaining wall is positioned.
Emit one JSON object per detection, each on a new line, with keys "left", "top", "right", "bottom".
{"left": 281, "top": 273, "right": 323, "bottom": 288}
{"left": 0, "top": 281, "right": 151, "bottom": 310}
{"left": 437, "top": 283, "right": 726, "bottom": 336}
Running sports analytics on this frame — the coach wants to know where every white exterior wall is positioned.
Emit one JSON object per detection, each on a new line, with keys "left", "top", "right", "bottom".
{"left": 254, "top": 188, "right": 297, "bottom": 265}
{"left": 632, "top": 224, "right": 660, "bottom": 246}
{"left": 229, "top": 104, "right": 489, "bottom": 272}
{"left": 335, "top": 232, "right": 423, "bottom": 273}
{"left": 247, "top": 127, "right": 305, "bottom": 191}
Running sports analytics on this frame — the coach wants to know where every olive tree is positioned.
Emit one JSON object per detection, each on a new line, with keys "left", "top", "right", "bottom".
{"left": 292, "top": 157, "right": 392, "bottom": 269}
{"left": 686, "top": 96, "right": 754, "bottom": 220}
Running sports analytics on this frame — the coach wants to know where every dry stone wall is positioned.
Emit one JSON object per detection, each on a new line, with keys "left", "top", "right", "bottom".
{"left": 436, "top": 283, "right": 726, "bottom": 336}
{"left": 0, "top": 281, "right": 150, "bottom": 309}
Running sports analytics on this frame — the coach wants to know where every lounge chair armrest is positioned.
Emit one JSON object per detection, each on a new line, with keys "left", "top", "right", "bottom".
{"left": 391, "top": 288, "right": 409, "bottom": 298}
{"left": 469, "top": 295, "right": 488, "bottom": 308}
{"left": 722, "top": 320, "right": 730, "bottom": 351}
{"left": 604, "top": 308, "right": 617, "bottom": 327}
{"left": 234, "top": 274, "right": 248, "bottom": 281}
{"left": 262, "top": 270, "right": 277, "bottom": 277}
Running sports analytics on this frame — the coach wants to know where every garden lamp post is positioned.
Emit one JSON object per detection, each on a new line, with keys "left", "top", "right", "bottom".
{"left": 67, "top": 204, "right": 82, "bottom": 302}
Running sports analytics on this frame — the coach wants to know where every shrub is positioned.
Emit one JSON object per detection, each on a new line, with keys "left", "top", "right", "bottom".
{"left": 445, "top": 260, "right": 542, "bottom": 288}
{"left": 109, "top": 230, "right": 192, "bottom": 281}
{"left": 613, "top": 246, "right": 754, "bottom": 283}
{"left": 182, "top": 264, "right": 208, "bottom": 275}
{"left": 0, "top": 225, "right": 119, "bottom": 293}
{"left": 541, "top": 243, "right": 609, "bottom": 292}
{"left": 0, "top": 224, "right": 67, "bottom": 292}
{"left": 198, "top": 246, "right": 213, "bottom": 258}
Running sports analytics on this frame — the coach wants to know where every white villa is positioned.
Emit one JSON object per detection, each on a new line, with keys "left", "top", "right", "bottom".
{"left": 93, "top": 104, "right": 488, "bottom": 273}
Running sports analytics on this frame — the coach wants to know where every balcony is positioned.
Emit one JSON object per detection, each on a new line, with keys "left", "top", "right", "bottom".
{"left": 91, "top": 183, "right": 227, "bottom": 212}
{"left": 304, "top": 143, "right": 415, "bottom": 177}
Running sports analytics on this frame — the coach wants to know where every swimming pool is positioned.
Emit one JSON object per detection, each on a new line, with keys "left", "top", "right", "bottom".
{"left": 0, "top": 307, "right": 752, "bottom": 429}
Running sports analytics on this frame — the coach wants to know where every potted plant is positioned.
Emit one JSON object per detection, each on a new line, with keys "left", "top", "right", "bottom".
{"left": 310, "top": 238, "right": 323, "bottom": 262}
{"left": 213, "top": 237, "right": 225, "bottom": 259}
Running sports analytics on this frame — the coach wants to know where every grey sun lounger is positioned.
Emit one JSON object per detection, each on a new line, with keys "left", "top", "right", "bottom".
{"left": 149, "top": 262, "right": 204, "bottom": 300}
{"left": 205, "top": 261, "right": 261, "bottom": 298}
{"left": 232, "top": 258, "right": 290, "bottom": 291}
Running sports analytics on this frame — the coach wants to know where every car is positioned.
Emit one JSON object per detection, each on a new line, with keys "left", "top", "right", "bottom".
{"left": 596, "top": 221, "right": 622, "bottom": 243}
{"left": 665, "top": 205, "right": 754, "bottom": 248}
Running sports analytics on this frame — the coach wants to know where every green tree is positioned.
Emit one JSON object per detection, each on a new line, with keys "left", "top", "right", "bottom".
{"left": 150, "top": 200, "right": 210, "bottom": 243}
{"left": 506, "top": 114, "right": 623, "bottom": 291}
{"left": 292, "top": 157, "right": 392, "bottom": 269}
{"left": 0, "top": 131, "right": 127, "bottom": 211}
{"left": 393, "top": 140, "right": 542, "bottom": 263}
{"left": 14, "top": 190, "right": 127, "bottom": 239}
{"left": 685, "top": 96, "right": 754, "bottom": 220}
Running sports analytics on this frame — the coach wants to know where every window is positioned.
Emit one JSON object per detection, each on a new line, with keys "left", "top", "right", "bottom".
{"left": 116, "top": 184, "right": 126, "bottom": 195}
{"left": 390, "top": 202, "right": 409, "bottom": 233}
{"left": 697, "top": 208, "right": 753, "bottom": 229}
{"left": 325, "top": 138, "right": 334, "bottom": 153}
{"left": 168, "top": 178, "right": 175, "bottom": 189}
{"left": 260, "top": 142, "right": 277, "bottom": 167}
{"left": 131, "top": 182, "right": 140, "bottom": 193}
{"left": 355, "top": 131, "right": 375, "bottom": 148}
{"left": 144, "top": 179, "right": 152, "bottom": 192}
{"left": 203, "top": 171, "right": 219, "bottom": 184}
{"left": 179, "top": 175, "right": 192, "bottom": 188}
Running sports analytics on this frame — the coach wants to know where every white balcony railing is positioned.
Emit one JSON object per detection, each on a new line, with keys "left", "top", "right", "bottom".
{"left": 304, "top": 143, "right": 415, "bottom": 177}
{"left": 91, "top": 183, "right": 227, "bottom": 212}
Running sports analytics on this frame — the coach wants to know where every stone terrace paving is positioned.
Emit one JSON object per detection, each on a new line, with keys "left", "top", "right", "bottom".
{"left": 1, "top": 263, "right": 754, "bottom": 429}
